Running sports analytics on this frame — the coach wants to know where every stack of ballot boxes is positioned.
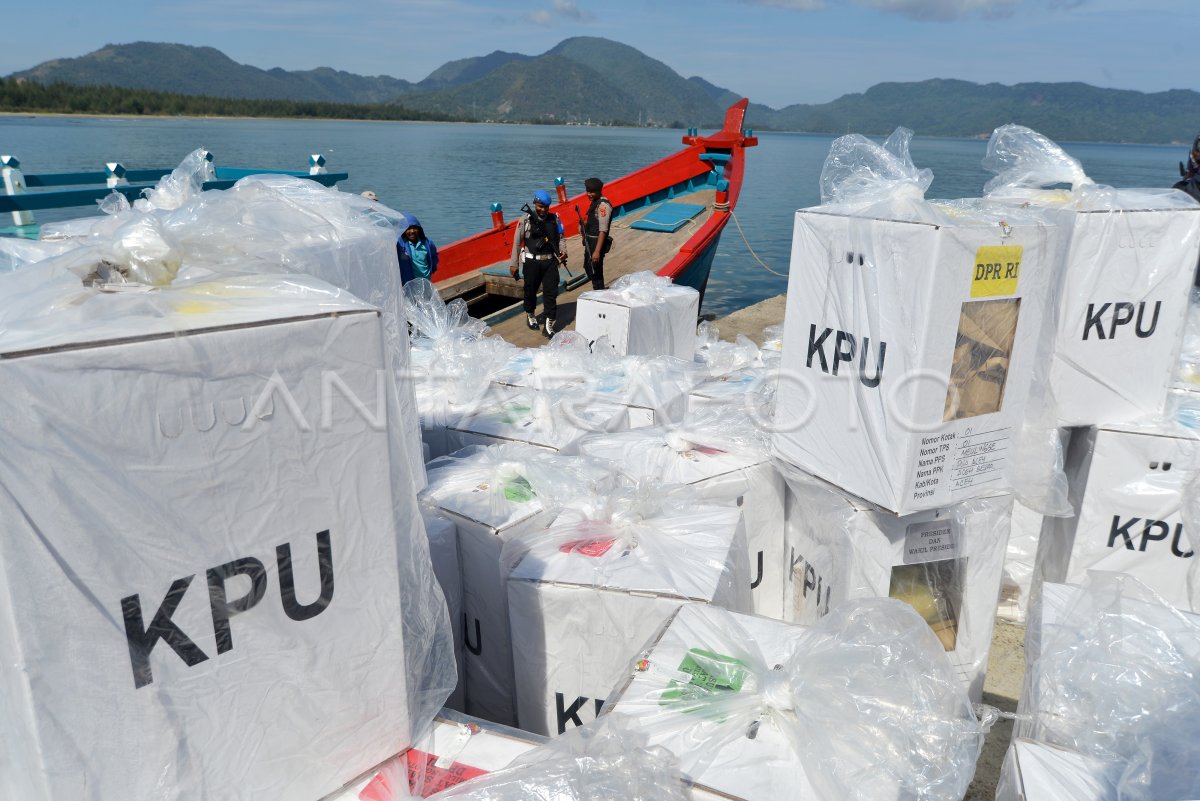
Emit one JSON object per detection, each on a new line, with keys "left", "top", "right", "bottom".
{"left": 419, "top": 446, "right": 559, "bottom": 726}
{"left": 505, "top": 499, "right": 751, "bottom": 736}
{"left": 771, "top": 199, "right": 1056, "bottom": 700}
{"left": 574, "top": 427, "right": 787, "bottom": 619}
{"left": 988, "top": 185, "right": 1200, "bottom": 619}
{"left": 0, "top": 283, "right": 432, "bottom": 801}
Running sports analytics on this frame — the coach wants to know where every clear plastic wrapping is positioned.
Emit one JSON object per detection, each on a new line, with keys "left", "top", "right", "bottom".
{"left": 1022, "top": 573, "right": 1200, "bottom": 801}
{"left": 695, "top": 330, "right": 761, "bottom": 378}
{"left": 818, "top": 127, "right": 936, "bottom": 220}
{"left": 604, "top": 600, "right": 984, "bottom": 801}
{"left": 422, "top": 444, "right": 617, "bottom": 525}
{"left": 363, "top": 719, "right": 689, "bottom": 800}
{"left": 603, "top": 270, "right": 693, "bottom": 304}
{"left": 0, "top": 153, "right": 456, "bottom": 799}
{"left": 404, "top": 278, "right": 489, "bottom": 343}
{"left": 502, "top": 482, "right": 754, "bottom": 734}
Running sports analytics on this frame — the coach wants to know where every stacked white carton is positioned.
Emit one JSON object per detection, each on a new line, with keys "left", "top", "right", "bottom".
{"left": 0, "top": 282, "right": 421, "bottom": 801}
{"left": 783, "top": 470, "right": 1012, "bottom": 701}
{"left": 421, "top": 447, "right": 556, "bottom": 726}
{"left": 574, "top": 272, "right": 700, "bottom": 359}
{"left": 1035, "top": 420, "right": 1200, "bottom": 610}
{"left": 774, "top": 195, "right": 1056, "bottom": 514}
{"left": 506, "top": 500, "right": 751, "bottom": 736}
{"left": 574, "top": 425, "right": 786, "bottom": 618}
{"left": 982, "top": 125, "right": 1200, "bottom": 428}
{"left": 420, "top": 445, "right": 616, "bottom": 727}
{"left": 602, "top": 601, "right": 982, "bottom": 801}
{"left": 768, "top": 132, "right": 1035, "bottom": 704}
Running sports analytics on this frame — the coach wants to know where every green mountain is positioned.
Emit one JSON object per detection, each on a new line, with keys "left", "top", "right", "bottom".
{"left": 11, "top": 42, "right": 415, "bottom": 103}
{"left": 420, "top": 50, "right": 530, "bottom": 90}
{"left": 398, "top": 54, "right": 638, "bottom": 123}
{"left": 760, "top": 79, "right": 1199, "bottom": 143}
{"left": 544, "top": 37, "right": 724, "bottom": 127}
{"left": 9, "top": 40, "right": 1199, "bottom": 142}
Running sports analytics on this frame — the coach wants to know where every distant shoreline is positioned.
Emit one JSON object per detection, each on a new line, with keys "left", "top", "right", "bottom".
{"left": 0, "top": 111, "right": 1187, "bottom": 147}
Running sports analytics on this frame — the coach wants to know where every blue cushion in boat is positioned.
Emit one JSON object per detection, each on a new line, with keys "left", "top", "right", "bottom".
{"left": 629, "top": 202, "right": 705, "bottom": 233}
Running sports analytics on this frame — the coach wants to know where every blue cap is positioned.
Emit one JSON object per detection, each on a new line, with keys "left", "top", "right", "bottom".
{"left": 533, "top": 190, "right": 552, "bottom": 206}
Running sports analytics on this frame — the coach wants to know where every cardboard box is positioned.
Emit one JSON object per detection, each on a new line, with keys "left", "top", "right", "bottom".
{"left": 574, "top": 284, "right": 700, "bottom": 359}
{"left": 422, "top": 455, "right": 552, "bottom": 726}
{"left": 603, "top": 604, "right": 820, "bottom": 801}
{"left": 0, "top": 301, "right": 413, "bottom": 801}
{"left": 422, "top": 511, "right": 465, "bottom": 712}
{"left": 323, "top": 713, "right": 544, "bottom": 801}
{"left": 1048, "top": 206, "right": 1200, "bottom": 426}
{"left": 783, "top": 474, "right": 1012, "bottom": 701}
{"left": 446, "top": 391, "right": 627, "bottom": 453}
{"left": 996, "top": 739, "right": 1118, "bottom": 801}
{"left": 774, "top": 206, "right": 1056, "bottom": 514}
{"left": 1036, "top": 424, "right": 1200, "bottom": 610}
{"left": 575, "top": 431, "right": 787, "bottom": 619}
{"left": 507, "top": 505, "right": 750, "bottom": 736}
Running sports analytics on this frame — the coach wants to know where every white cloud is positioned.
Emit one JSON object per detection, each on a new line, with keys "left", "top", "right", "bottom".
{"left": 525, "top": 0, "right": 594, "bottom": 26}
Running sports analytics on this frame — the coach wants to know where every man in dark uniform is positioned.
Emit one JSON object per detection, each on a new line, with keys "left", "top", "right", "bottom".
{"left": 582, "top": 177, "right": 613, "bottom": 291}
{"left": 510, "top": 190, "right": 567, "bottom": 337}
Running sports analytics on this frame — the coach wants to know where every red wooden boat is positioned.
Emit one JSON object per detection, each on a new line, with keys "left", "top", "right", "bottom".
{"left": 433, "top": 99, "right": 757, "bottom": 345}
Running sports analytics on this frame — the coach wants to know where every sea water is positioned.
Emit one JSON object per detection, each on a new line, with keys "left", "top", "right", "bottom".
{"left": 0, "top": 115, "right": 1187, "bottom": 317}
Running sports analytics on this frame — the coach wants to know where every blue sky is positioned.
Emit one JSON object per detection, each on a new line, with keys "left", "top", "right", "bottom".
{"left": 3, "top": 0, "right": 1196, "bottom": 108}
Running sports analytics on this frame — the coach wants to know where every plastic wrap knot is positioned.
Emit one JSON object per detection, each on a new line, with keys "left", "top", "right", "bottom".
{"left": 820, "top": 127, "right": 933, "bottom": 208}
{"left": 759, "top": 667, "right": 795, "bottom": 714}
{"left": 982, "top": 124, "right": 1092, "bottom": 200}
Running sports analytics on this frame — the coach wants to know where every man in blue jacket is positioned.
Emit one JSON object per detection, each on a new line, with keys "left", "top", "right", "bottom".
{"left": 397, "top": 215, "right": 439, "bottom": 284}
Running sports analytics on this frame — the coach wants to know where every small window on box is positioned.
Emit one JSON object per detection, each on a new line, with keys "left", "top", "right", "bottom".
{"left": 889, "top": 559, "right": 965, "bottom": 651}
{"left": 943, "top": 298, "right": 1021, "bottom": 421}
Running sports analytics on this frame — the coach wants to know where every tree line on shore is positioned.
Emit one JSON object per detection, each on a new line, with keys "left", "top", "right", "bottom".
{"left": 0, "top": 78, "right": 468, "bottom": 122}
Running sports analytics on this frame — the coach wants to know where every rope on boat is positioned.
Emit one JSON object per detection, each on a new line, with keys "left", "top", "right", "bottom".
{"left": 729, "top": 210, "right": 788, "bottom": 278}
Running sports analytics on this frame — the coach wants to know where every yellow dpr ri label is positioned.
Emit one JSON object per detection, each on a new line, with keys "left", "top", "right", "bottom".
{"left": 971, "top": 245, "right": 1023, "bottom": 297}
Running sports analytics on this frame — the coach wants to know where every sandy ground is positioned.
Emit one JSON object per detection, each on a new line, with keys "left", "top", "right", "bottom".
{"left": 715, "top": 294, "right": 1026, "bottom": 799}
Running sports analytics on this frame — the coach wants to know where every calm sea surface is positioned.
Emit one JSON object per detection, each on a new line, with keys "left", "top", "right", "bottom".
{"left": 0, "top": 115, "right": 1188, "bottom": 317}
